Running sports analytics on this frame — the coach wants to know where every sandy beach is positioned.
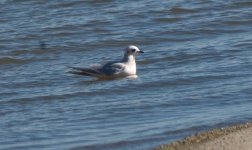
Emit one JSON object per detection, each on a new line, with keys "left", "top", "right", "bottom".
{"left": 155, "top": 122, "right": 252, "bottom": 150}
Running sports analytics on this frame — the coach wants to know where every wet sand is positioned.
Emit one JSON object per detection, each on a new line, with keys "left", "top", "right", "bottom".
{"left": 155, "top": 122, "right": 252, "bottom": 150}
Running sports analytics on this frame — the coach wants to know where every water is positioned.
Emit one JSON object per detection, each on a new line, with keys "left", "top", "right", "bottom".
{"left": 1, "top": 0, "right": 252, "bottom": 149}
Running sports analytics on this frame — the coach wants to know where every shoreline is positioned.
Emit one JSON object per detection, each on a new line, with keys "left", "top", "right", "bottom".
{"left": 154, "top": 122, "right": 252, "bottom": 150}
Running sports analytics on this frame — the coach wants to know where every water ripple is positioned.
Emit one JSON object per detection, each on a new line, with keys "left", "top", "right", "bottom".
{"left": 1, "top": 0, "right": 252, "bottom": 150}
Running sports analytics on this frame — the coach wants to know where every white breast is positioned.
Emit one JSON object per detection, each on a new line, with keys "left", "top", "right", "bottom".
{"left": 124, "top": 62, "right": 136, "bottom": 75}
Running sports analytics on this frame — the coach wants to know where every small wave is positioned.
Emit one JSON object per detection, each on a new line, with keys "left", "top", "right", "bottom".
{"left": 170, "top": 7, "right": 197, "bottom": 14}
{"left": 232, "top": 42, "right": 252, "bottom": 49}
{"left": 196, "top": 28, "right": 243, "bottom": 35}
{"left": 0, "top": 0, "right": 7, "bottom": 4}
{"left": 48, "top": 1, "right": 85, "bottom": 8}
{"left": 11, "top": 46, "right": 66, "bottom": 56}
{"left": 0, "top": 57, "right": 36, "bottom": 65}
{"left": 154, "top": 17, "right": 180, "bottom": 23}
{"left": 230, "top": 1, "right": 252, "bottom": 8}
{"left": 223, "top": 20, "right": 252, "bottom": 26}
{"left": 71, "top": 136, "right": 160, "bottom": 150}
{"left": 12, "top": 49, "right": 46, "bottom": 55}
{"left": 2, "top": 90, "right": 106, "bottom": 104}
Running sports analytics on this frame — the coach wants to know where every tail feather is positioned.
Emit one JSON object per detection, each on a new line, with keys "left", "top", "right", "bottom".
{"left": 68, "top": 70, "right": 94, "bottom": 76}
{"left": 68, "top": 66, "right": 103, "bottom": 77}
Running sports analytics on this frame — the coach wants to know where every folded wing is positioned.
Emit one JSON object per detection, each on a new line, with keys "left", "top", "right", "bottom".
{"left": 68, "top": 66, "right": 103, "bottom": 77}
{"left": 69, "top": 62, "right": 125, "bottom": 78}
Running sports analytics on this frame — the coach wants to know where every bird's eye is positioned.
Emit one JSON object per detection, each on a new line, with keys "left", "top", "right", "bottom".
{"left": 131, "top": 49, "right": 136, "bottom": 52}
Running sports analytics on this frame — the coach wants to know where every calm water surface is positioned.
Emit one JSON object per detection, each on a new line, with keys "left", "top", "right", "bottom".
{"left": 1, "top": 0, "right": 252, "bottom": 149}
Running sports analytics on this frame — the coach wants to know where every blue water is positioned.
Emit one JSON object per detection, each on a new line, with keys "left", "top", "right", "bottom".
{"left": 1, "top": 0, "right": 252, "bottom": 149}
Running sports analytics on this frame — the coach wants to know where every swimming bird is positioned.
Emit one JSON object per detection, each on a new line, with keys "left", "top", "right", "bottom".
{"left": 69, "top": 45, "right": 144, "bottom": 79}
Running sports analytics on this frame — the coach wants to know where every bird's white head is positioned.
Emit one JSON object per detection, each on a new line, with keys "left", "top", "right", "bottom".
{"left": 124, "top": 45, "right": 144, "bottom": 56}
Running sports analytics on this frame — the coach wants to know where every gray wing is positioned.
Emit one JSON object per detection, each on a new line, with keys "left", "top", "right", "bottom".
{"left": 99, "top": 62, "right": 125, "bottom": 76}
{"left": 68, "top": 66, "right": 103, "bottom": 77}
{"left": 68, "top": 62, "right": 125, "bottom": 78}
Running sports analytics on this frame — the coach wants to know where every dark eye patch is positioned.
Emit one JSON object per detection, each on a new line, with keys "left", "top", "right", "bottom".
{"left": 131, "top": 49, "right": 136, "bottom": 52}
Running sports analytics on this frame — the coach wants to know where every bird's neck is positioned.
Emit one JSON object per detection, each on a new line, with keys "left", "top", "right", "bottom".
{"left": 122, "top": 54, "right": 136, "bottom": 64}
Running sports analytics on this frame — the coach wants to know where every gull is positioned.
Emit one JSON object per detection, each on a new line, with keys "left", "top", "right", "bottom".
{"left": 69, "top": 45, "right": 144, "bottom": 79}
